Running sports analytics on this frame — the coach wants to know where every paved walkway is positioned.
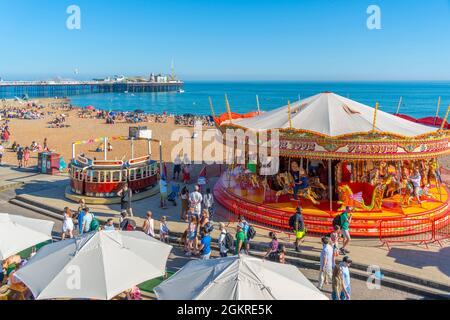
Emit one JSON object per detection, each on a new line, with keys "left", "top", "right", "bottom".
{"left": 2, "top": 166, "right": 450, "bottom": 289}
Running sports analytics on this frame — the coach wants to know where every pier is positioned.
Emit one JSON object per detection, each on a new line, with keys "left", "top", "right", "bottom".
{"left": 0, "top": 80, "right": 184, "bottom": 99}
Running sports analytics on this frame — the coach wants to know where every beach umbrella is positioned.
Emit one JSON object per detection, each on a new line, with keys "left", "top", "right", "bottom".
{"left": 0, "top": 213, "right": 54, "bottom": 260}
{"left": 154, "top": 255, "right": 328, "bottom": 300}
{"left": 85, "top": 106, "right": 95, "bottom": 110}
{"left": 15, "top": 231, "right": 173, "bottom": 300}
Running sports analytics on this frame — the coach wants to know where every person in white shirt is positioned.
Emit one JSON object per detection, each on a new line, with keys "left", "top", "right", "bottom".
{"left": 173, "top": 154, "right": 182, "bottom": 180}
{"left": 61, "top": 207, "right": 74, "bottom": 240}
{"left": 318, "top": 236, "right": 334, "bottom": 290}
{"left": 143, "top": 211, "right": 155, "bottom": 238}
{"left": 218, "top": 223, "right": 228, "bottom": 257}
{"left": 189, "top": 185, "right": 203, "bottom": 220}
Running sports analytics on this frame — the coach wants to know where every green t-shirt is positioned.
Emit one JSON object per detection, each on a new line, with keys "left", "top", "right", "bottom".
{"left": 236, "top": 231, "right": 245, "bottom": 254}
{"left": 341, "top": 212, "right": 350, "bottom": 230}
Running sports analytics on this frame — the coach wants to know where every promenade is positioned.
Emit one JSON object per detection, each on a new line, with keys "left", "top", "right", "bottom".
{"left": 1, "top": 165, "right": 449, "bottom": 298}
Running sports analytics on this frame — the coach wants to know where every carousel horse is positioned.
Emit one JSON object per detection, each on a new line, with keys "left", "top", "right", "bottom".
{"left": 275, "top": 172, "right": 293, "bottom": 201}
{"left": 385, "top": 174, "right": 399, "bottom": 198}
{"left": 274, "top": 172, "right": 320, "bottom": 205}
{"left": 337, "top": 183, "right": 387, "bottom": 211}
{"left": 309, "top": 176, "right": 327, "bottom": 200}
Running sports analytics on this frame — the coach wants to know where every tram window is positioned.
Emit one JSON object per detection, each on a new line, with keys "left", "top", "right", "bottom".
{"left": 113, "top": 171, "right": 121, "bottom": 182}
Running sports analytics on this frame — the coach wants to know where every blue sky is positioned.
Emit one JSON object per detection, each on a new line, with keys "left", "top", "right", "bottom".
{"left": 1, "top": 0, "right": 450, "bottom": 80}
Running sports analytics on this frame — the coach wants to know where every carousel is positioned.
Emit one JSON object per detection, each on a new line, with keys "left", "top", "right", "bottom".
{"left": 66, "top": 133, "right": 161, "bottom": 204}
{"left": 213, "top": 92, "right": 450, "bottom": 237}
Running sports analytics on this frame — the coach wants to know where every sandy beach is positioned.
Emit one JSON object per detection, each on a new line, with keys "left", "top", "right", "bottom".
{"left": 1, "top": 97, "right": 450, "bottom": 176}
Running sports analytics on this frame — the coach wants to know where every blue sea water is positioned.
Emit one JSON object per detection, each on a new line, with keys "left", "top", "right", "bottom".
{"left": 69, "top": 81, "right": 450, "bottom": 118}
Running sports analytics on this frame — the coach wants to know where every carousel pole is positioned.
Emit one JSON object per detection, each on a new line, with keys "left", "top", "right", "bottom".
{"left": 225, "top": 94, "right": 233, "bottom": 123}
{"left": 256, "top": 95, "right": 261, "bottom": 114}
{"left": 328, "top": 159, "right": 333, "bottom": 212}
{"left": 372, "top": 102, "right": 380, "bottom": 132}
{"left": 72, "top": 143, "right": 76, "bottom": 159}
{"left": 439, "top": 106, "right": 450, "bottom": 131}
{"left": 287, "top": 100, "right": 293, "bottom": 129}
{"left": 434, "top": 96, "right": 441, "bottom": 126}
{"left": 147, "top": 139, "right": 152, "bottom": 157}
{"left": 208, "top": 96, "right": 216, "bottom": 118}
{"left": 395, "top": 96, "right": 403, "bottom": 114}
{"left": 104, "top": 137, "right": 108, "bottom": 160}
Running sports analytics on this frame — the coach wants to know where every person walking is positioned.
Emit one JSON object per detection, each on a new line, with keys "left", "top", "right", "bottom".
{"left": 289, "top": 206, "right": 306, "bottom": 252}
{"left": 318, "top": 236, "right": 333, "bottom": 290}
{"left": 235, "top": 223, "right": 246, "bottom": 256}
{"left": 198, "top": 227, "right": 212, "bottom": 260}
{"left": 189, "top": 185, "right": 203, "bottom": 222}
{"left": 81, "top": 207, "right": 93, "bottom": 235}
{"left": 23, "top": 147, "right": 30, "bottom": 168}
{"left": 159, "top": 176, "right": 168, "bottom": 209}
{"left": 331, "top": 265, "right": 344, "bottom": 300}
{"left": 143, "top": 211, "right": 155, "bottom": 238}
{"left": 159, "top": 216, "right": 170, "bottom": 243}
{"left": 340, "top": 207, "right": 353, "bottom": 255}
{"left": 238, "top": 216, "right": 252, "bottom": 254}
{"left": 339, "top": 256, "right": 352, "bottom": 300}
{"left": 61, "top": 207, "right": 74, "bottom": 240}
{"left": 117, "top": 183, "right": 133, "bottom": 217}
{"left": 218, "top": 222, "right": 229, "bottom": 257}
{"left": 16, "top": 145, "right": 23, "bottom": 168}
{"left": 202, "top": 188, "right": 214, "bottom": 220}
{"left": 180, "top": 186, "right": 189, "bottom": 221}
{"left": 186, "top": 215, "right": 198, "bottom": 256}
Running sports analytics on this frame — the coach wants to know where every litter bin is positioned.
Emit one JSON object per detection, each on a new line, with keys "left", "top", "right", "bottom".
{"left": 37, "top": 152, "right": 61, "bottom": 175}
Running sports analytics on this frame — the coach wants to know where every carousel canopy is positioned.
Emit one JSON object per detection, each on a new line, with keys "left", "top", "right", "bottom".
{"left": 224, "top": 92, "right": 436, "bottom": 137}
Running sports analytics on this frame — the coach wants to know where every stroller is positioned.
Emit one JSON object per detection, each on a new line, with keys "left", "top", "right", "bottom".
{"left": 168, "top": 184, "right": 180, "bottom": 206}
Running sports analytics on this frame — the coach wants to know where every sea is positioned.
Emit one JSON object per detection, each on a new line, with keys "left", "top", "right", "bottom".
{"left": 69, "top": 81, "right": 450, "bottom": 118}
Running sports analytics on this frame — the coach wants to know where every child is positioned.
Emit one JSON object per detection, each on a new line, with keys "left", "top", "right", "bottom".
{"left": 159, "top": 216, "right": 170, "bottom": 243}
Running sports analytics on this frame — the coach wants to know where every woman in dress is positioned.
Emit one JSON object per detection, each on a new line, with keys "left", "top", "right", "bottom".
{"left": 23, "top": 147, "right": 31, "bottom": 168}
{"left": 180, "top": 186, "right": 189, "bottom": 221}
{"left": 61, "top": 207, "right": 74, "bottom": 240}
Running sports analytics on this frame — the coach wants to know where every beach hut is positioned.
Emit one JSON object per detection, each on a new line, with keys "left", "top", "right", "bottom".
{"left": 0, "top": 213, "right": 54, "bottom": 261}
{"left": 15, "top": 230, "right": 172, "bottom": 300}
{"left": 154, "top": 255, "right": 328, "bottom": 300}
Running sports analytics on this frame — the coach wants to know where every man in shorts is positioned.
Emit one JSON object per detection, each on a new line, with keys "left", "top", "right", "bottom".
{"left": 293, "top": 206, "right": 306, "bottom": 252}
{"left": 117, "top": 183, "right": 133, "bottom": 217}
{"left": 340, "top": 206, "right": 353, "bottom": 255}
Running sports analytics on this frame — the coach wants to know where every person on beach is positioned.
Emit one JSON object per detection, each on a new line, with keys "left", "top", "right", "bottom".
{"left": 43, "top": 138, "right": 48, "bottom": 151}
{"left": 0, "top": 143, "right": 4, "bottom": 165}
{"left": 318, "top": 236, "right": 333, "bottom": 290}
{"left": 23, "top": 147, "right": 30, "bottom": 168}
{"left": 61, "top": 207, "right": 74, "bottom": 240}
{"left": 117, "top": 183, "right": 133, "bottom": 217}
{"left": 16, "top": 145, "right": 23, "bottom": 168}
{"left": 159, "top": 216, "right": 170, "bottom": 243}
{"left": 143, "top": 211, "right": 155, "bottom": 238}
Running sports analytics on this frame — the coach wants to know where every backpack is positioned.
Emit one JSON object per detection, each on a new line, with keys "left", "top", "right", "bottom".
{"left": 247, "top": 225, "right": 256, "bottom": 240}
{"left": 332, "top": 214, "right": 342, "bottom": 228}
{"left": 89, "top": 215, "right": 100, "bottom": 232}
{"left": 205, "top": 222, "right": 214, "bottom": 234}
{"left": 224, "top": 232, "right": 234, "bottom": 250}
{"left": 123, "top": 219, "right": 136, "bottom": 231}
{"left": 289, "top": 214, "right": 296, "bottom": 229}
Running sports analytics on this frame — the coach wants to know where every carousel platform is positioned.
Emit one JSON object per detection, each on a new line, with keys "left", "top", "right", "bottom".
{"left": 214, "top": 174, "right": 450, "bottom": 237}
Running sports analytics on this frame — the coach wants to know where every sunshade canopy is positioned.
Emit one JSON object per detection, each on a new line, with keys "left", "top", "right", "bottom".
{"left": 15, "top": 230, "right": 173, "bottom": 300}
{"left": 154, "top": 255, "right": 328, "bottom": 300}
{"left": 0, "top": 213, "right": 54, "bottom": 260}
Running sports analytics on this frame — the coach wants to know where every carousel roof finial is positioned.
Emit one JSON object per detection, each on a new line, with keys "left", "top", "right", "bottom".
{"left": 288, "top": 100, "right": 293, "bottom": 129}
{"left": 208, "top": 96, "right": 216, "bottom": 118}
{"left": 440, "top": 105, "right": 450, "bottom": 131}
{"left": 434, "top": 96, "right": 441, "bottom": 126}
{"left": 372, "top": 102, "right": 380, "bottom": 132}
{"left": 225, "top": 94, "right": 232, "bottom": 123}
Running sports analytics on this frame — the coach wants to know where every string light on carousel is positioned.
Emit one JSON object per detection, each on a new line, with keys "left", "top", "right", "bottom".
{"left": 212, "top": 92, "right": 450, "bottom": 237}
{"left": 66, "top": 127, "right": 163, "bottom": 204}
